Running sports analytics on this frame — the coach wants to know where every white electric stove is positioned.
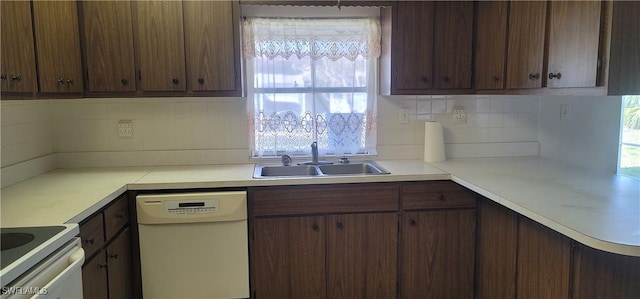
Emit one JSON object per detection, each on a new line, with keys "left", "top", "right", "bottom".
{"left": 1, "top": 224, "right": 83, "bottom": 298}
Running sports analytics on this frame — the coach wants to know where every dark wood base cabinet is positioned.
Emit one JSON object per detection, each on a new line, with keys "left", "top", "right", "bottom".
{"left": 80, "top": 194, "right": 134, "bottom": 299}
{"left": 249, "top": 181, "right": 477, "bottom": 299}
{"left": 476, "top": 198, "right": 640, "bottom": 299}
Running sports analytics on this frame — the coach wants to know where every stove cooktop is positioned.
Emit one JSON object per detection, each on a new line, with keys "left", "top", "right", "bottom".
{"left": 0, "top": 226, "right": 66, "bottom": 269}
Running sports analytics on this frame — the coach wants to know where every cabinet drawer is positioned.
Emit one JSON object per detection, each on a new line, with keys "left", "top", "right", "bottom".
{"left": 402, "top": 181, "right": 476, "bottom": 210}
{"left": 250, "top": 183, "right": 399, "bottom": 217}
{"left": 80, "top": 213, "right": 105, "bottom": 258}
{"left": 104, "top": 195, "right": 129, "bottom": 241}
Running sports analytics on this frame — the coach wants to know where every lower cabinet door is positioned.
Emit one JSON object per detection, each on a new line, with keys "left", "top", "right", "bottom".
{"left": 82, "top": 250, "right": 109, "bottom": 299}
{"left": 517, "top": 217, "right": 572, "bottom": 299}
{"left": 327, "top": 213, "right": 398, "bottom": 299}
{"left": 106, "top": 227, "right": 133, "bottom": 299}
{"left": 251, "top": 216, "right": 326, "bottom": 299}
{"left": 400, "top": 209, "right": 476, "bottom": 298}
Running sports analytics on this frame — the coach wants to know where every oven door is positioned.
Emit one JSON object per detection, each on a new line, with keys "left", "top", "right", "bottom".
{"left": 2, "top": 238, "right": 84, "bottom": 299}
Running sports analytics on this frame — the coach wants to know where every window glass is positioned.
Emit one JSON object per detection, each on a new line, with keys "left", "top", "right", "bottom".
{"left": 244, "top": 17, "right": 380, "bottom": 158}
{"left": 619, "top": 95, "right": 640, "bottom": 177}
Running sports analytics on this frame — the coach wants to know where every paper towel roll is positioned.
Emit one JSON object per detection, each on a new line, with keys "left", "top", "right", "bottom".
{"left": 424, "top": 121, "right": 445, "bottom": 162}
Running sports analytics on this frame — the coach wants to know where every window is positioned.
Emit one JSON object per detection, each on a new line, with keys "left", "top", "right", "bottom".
{"left": 619, "top": 95, "right": 640, "bottom": 177}
{"left": 243, "top": 17, "right": 380, "bottom": 158}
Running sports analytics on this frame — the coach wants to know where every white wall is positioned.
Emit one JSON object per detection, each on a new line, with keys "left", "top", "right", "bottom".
{"left": 538, "top": 96, "right": 622, "bottom": 173}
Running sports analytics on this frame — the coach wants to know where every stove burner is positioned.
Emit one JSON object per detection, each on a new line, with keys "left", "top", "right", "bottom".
{"left": 1, "top": 233, "right": 35, "bottom": 251}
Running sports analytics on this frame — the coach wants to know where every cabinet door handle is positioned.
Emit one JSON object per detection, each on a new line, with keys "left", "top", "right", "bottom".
{"left": 115, "top": 213, "right": 125, "bottom": 219}
{"left": 421, "top": 76, "right": 429, "bottom": 83}
{"left": 198, "top": 78, "right": 204, "bottom": 84}
{"left": 66, "top": 79, "right": 73, "bottom": 85}
{"left": 442, "top": 76, "right": 450, "bottom": 83}
{"left": 528, "top": 73, "right": 540, "bottom": 80}
{"left": 57, "top": 78, "right": 65, "bottom": 84}
{"left": 312, "top": 223, "right": 319, "bottom": 231}
{"left": 84, "top": 237, "right": 95, "bottom": 245}
{"left": 548, "top": 72, "right": 562, "bottom": 80}
{"left": 172, "top": 79, "right": 179, "bottom": 85}
{"left": 493, "top": 76, "right": 500, "bottom": 82}
{"left": 409, "top": 219, "right": 417, "bottom": 226}
{"left": 438, "top": 193, "right": 446, "bottom": 201}
{"left": 11, "top": 75, "right": 21, "bottom": 82}
{"left": 336, "top": 222, "right": 344, "bottom": 229}
{"left": 109, "top": 253, "right": 118, "bottom": 259}
{"left": 121, "top": 79, "right": 128, "bottom": 85}
{"left": 1, "top": 74, "right": 7, "bottom": 81}
{"left": 99, "top": 263, "right": 108, "bottom": 269}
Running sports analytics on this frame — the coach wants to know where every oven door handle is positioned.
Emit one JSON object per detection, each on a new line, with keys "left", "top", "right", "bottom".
{"left": 31, "top": 246, "right": 85, "bottom": 299}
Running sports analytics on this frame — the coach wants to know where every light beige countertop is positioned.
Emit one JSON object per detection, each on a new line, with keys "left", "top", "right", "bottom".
{"left": 1, "top": 167, "right": 152, "bottom": 227}
{"left": 432, "top": 157, "right": 640, "bottom": 257}
{"left": 1, "top": 158, "right": 638, "bottom": 256}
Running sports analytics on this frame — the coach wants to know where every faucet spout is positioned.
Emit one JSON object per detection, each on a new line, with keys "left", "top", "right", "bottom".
{"left": 311, "top": 142, "right": 319, "bottom": 163}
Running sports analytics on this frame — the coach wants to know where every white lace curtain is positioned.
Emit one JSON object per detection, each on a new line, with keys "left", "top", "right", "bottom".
{"left": 244, "top": 17, "right": 380, "bottom": 158}
{"left": 243, "top": 17, "right": 381, "bottom": 62}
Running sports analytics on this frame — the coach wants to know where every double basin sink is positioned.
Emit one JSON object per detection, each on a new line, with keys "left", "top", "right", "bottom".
{"left": 253, "top": 161, "right": 390, "bottom": 178}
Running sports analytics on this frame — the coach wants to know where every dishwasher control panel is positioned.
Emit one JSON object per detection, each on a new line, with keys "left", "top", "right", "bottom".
{"left": 164, "top": 199, "right": 219, "bottom": 214}
{"left": 136, "top": 191, "right": 247, "bottom": 224}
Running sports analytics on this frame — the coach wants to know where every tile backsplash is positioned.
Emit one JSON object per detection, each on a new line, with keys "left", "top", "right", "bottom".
{"left": 1, "top": 95, "right": 541, "bottom": 172}
{"left": 377, "top": 95, "right": 540, "bottom": 159}
{"left": 1, "top": 93, "right": 624, "bottom": 186}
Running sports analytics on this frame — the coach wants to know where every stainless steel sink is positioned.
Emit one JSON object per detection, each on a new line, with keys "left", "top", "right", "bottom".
{"left": 257, "top": 165, "right": 320, "bottom": 177}
{"left": 318, "top": 163, "right": 390, "bottom": 175}
{"left": 253, "top": 161, "right": 390, "bottom": 178}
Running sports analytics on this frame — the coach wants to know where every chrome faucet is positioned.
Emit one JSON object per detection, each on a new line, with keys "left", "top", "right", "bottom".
{"left": 311, "top": 142, "right": 319, "bottom": 164}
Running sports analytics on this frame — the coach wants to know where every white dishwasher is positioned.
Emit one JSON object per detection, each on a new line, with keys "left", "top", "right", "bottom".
{"left": 136, "top": 191, "right": 249, "bottom": 299}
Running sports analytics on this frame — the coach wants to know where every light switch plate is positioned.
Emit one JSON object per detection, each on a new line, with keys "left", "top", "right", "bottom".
{"left": 399, "top": 108, "right": 410, "bottom": 124}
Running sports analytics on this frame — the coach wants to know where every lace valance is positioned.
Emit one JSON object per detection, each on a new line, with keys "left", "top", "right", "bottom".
{"left": 242, "top": 17, "right": 381, "bottom": 61}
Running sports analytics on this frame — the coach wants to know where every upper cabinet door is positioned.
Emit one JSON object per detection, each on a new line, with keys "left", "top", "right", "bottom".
{"left": 506, "top": 1, "right": 547, "bottom": 89}
{"left": 433, "top": 1, "right": 473, "bottom": 89}
{"left": 608, "top": 1, "right": 640, "bottom": 95}
{"left": 183, "top": 1, "right": 239, "bottom": 92}
{"left": 32, "top": 1, "right": 83, "bottom": 93}
{"left": 82, "top": 1, "right": 136, "bottom": 92}
{"left": 134, "top": 1, "right": 186, "bottom": 91}
{"left": 392, "top": 1, "right": 434, "bottom": 91}
{"left": 0, "top": 1, "right": 37, "bottom": 93}
{"left": 547, "top": 0, "right": 601, "bottom": 88}
{"left": 474, "top": 1, "right": 508, "bottom": 90}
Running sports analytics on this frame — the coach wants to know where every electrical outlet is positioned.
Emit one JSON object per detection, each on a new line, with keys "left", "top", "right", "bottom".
{"left": 399, "top": 108, "right": 410, "bottom": 124}
{"left": 118, "top": 120, "right": 133, "bottom": 137}
{"left": 560, "top": 104, "right": 570, "bottom": 120}
{"left": 453, "top": 105, "right": 467, "bottom": 124}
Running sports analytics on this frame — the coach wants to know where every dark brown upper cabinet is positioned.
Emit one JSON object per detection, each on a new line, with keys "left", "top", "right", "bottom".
{"left": 384, "top": 1, "right": 473, "bottom": 94}
{"left": 476, "top": 1, "right": 603, "bottom": 92}
{"left": 608, "top": 1, "right": 640, "bottom": 95}
{"left": 81, "top": 1, "right": 137, "bottom": 92}
{"left": 546, "top": 0, "right": 602, "bottom": 88}
{"left": 133, "top": 1, "right": 187, "bottom": 92}
{"left": 0, "top": 1, "right": 38, "bottom": 94}
{"left": 32, "top": 1, "right": 84, "bottom": 93}
{"left": 474, "top": 1, "right": 508, "bottom": 90}
{"left": 505, "top": 1, "right": 547, "bottom": 89}
{"left": 184, "top": 1, "right": 240, "bottom": 93}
